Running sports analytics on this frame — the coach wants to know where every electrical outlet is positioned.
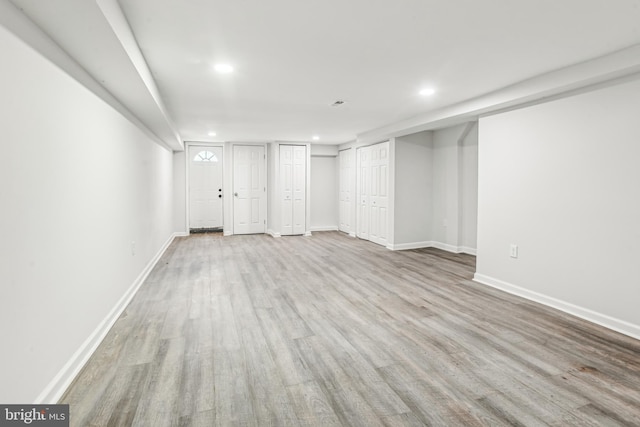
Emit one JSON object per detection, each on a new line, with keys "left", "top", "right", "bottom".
{"left": 131, "top": 241, "right": 136, "bottom": 256}
{"left": 510, "top": 244, "right": 518, "bottom": 258}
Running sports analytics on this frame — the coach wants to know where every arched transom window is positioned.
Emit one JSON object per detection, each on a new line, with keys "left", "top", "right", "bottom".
{"left": 193, "top": 150, "right": 219, "bottom": 162}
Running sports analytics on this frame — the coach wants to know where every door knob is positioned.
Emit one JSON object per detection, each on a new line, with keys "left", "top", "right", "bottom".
{"left": 234, "top": 192, "right": 239, "bottom": 197}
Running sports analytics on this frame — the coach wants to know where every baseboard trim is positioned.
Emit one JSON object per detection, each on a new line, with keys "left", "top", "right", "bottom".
{"left": 458, "top": 246, "right": 477, "bottom": 256}
{"left": 473, "top": 273, "right": 640, "bottom": 341}
{"left": 348, "top": 232, "right": 356, "bottom": 238}
{"left": 430, "top": 241, "right": 459, "bottom": 253}
{"left": 310, "top": 226, "right": 339, "bottom": 232}
{"left": 36, "top": 232, "right": 180, "bottom": 404}
{"left": 388, "top": 240, "right": 477, "bottom": 255}
{"left": 266, "top": 229, "right": 281, "bottom": 238}
{"left": 388, "top": 241, "right": 433, "bottom": 251}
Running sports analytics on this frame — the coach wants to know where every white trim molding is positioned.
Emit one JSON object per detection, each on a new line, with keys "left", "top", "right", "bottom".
{"left": 310, "top": 226, "right": 339, "bottom": 232}
{"left": 458, "top": 246, "right": 477, "bottom": 256}
{"left": 430, "top": 241, "right": 461, "bottom": 253}
{"left": 266, "top": 229, "right": 281, "bottom": 238}
{"left": 388, "top": 240, "right": 477, "bottom": 255}
{"left": 387, "top": 241, "right": 433, "bottom": 251}
{"left": 35, "top": 232, "right": 182, "bottom": 404}
{"left": 473, "top": 273, "right": 640, "bottom": 341}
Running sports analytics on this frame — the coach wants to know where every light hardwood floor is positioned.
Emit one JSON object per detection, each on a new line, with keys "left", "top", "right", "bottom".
{"left": 61, "top": 232, "right": 640, "bottom": 426}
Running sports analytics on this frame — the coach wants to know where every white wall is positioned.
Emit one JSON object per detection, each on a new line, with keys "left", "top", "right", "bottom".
{"left": 432, "top": 123, "right": 478, "bottom": 253}
{"left": 432, "top": 127, "right": 460, "bottom": 245}
{"left": 310, "top": 144, "right": 338, "bottom": 157}
{"left": 476, "top": 78, "right": 640, "bottom": 338}
{"left": 393, "top": 132, "right": 433, "bottom": 246}
{"left": 173, "top": 150, "right": 187, "bottom": 233}
{"left": 0, "top": 23, "right": 175, "bottom": 402}
{"left": 310, "top": 156, "right": 339, "bottom": 231}
{"left": 460, "top": 126, "right": 479, "bottom": 250}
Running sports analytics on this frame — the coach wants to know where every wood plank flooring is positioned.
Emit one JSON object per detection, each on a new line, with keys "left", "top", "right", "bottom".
{"left": 60, "top": 232, "right": 640, "bottom": 426}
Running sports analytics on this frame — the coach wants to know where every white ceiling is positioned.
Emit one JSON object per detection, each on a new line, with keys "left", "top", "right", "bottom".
{"left": 8, "top": 0, "right": 640, "bottom": 147}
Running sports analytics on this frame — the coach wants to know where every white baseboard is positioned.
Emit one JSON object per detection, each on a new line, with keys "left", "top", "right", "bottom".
{"left": 430, "top": 241, "right": 459, "bottom": 253}
{"left": 174, "top": 231, "right": 189, "bottom": 237}
{"left": 473, "top": 273, "right": 640, "bottom": 341}
{"left": 459, "top": 246, "right": 477, "bottom": 256}
{"left": 35, "top": 232, "right": 180, "bottom": 404}
{"left": 348, "top": 231, "right": 356, "bottom": 238}
{"left": 388, "top": 240, "right": 477, "bottom": 255}
{"left": 267, "top": 229, "right": 313, "bottom": 237}
{"left": 388, "top": 241, "right": 434, "bottom": 251}
{"left": 266, "top": 229, "right": 281, "bottom": 238}
{"left": 310, "top": 226, "right": 339, "bottom": 232}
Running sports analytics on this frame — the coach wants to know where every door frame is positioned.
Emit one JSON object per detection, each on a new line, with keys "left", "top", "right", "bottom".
{"left": 227, "top": 142, "right": 268, "bottom": 236}
{"left": 185, "top": 142, "right": 225, "bottom": 234}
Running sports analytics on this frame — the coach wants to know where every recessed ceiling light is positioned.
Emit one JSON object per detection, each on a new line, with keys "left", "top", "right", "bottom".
{"left": 208, "top": 131, "right": 216, "bottom": 137}
{"left": 312, "top": 135, "right": 320, "bottom": 141}
{"left": 214, "top": 64, "right": 234, "bottom": 74}
{"left": 419, "top": 88, "right": 436, "bottom": 96}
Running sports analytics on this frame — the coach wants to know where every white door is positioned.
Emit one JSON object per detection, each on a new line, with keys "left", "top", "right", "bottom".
{"left": 281, "top": 145, "right": 294, "bottom": 235}
{"left": 281, "top": 145, "right": 306, "bottom": 236}
{"left": 189, "top": 146, "right": 223, "bottom": 230}
{"left": 339, "top": 149, "right": 352, "bottom": 234}
{"left": 292, "top": 145, "right": 306, "bottom": 235}
{"left": 369, "top": 142, "right": 389, "bottom": 246}
{"left": 356, "top": 146, "right": 370, "bottom": 240}
{"left": 233, "top": 145, "right": 266, "bottom": 234}
{"left": 356, "top": 142, "right": 389, "bottom": 246}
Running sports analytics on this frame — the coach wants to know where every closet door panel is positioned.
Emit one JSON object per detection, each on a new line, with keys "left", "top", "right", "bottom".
{"left": 356, "top": 146, "right": 370, "bottom": 240}
{"left": 339, "top": 149, "right": 352, "bottom": 233}
{"left": 280, "top": 145, "right": 294, "bottom": 235}
{"left": 357, "top": 142, "right": 389, "bottom": 246}
{"left": 370, "top": 141, "right": 389, "bottom": 245}
{"left": 292, "top": 145, "right": 306, "bottom": 235}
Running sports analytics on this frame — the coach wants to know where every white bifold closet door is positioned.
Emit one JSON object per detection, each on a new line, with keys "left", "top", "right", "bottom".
{"left": 356, "top": 141, "right": 389, "bottom": 246}
{"left": 356, "top": 146, "right": 371, "bottom": 240}
{"left": 339, "top": 149, "right": 352, "bottom": 234}
{"left": 280, "top": 145, "right": 306, "bottom": 235}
